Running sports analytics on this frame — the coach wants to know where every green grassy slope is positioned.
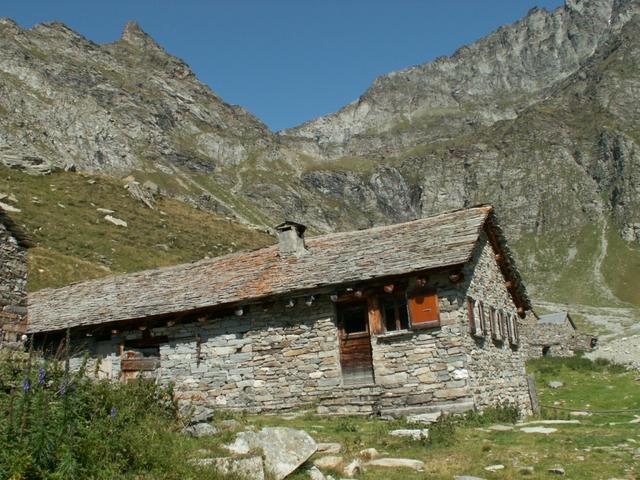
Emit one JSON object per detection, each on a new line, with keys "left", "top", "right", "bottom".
{"left": 0, "top": 165, "right": 273, "bottom": 291}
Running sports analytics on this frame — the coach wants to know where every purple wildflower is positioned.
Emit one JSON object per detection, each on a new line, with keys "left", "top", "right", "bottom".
{"left": 110, "top": 407, "right": 118, "bottom": 418}
{"left": 22, "top": 378, "right": 31, "bottom": 393}
{"left": 38, "top": 367, "right": 46, "bottom": 386}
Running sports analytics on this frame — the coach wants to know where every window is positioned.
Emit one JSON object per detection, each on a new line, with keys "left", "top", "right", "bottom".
{"left": 381, "top": 295, "right": 409, "bottom": 332}
{"left": 468, "top": 298, "right": 484, "bottom": 337}
{"left": 338, "top": 301, "right": 369, "bottom": 335}
{"left": 408, "top": 290, "right": 440, "bottom": 329}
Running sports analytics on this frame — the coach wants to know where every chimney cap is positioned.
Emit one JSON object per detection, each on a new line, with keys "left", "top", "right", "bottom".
{"left": 275, "top": 220, "right": 307, "bottom": 236}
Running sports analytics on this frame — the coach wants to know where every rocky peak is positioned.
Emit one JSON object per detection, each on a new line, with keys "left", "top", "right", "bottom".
{"left": 121, "top": 20, "right": 162, "bottom": 51}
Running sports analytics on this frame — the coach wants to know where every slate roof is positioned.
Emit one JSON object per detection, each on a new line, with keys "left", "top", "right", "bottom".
{"left": 538, "top": 312, "right": 576, "bottom": 329}
{"left": 27, "top": 204, "right": 530, "bottom": 334}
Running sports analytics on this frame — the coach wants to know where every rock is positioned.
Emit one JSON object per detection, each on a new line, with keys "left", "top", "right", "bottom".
{"left": 183, "top": 422, "right": 218, "bottom": 437}
{"left": 366, "top": 458, "right": 425, "bottom": 471}
{"left": 454, "top": 477, "right": 486, "bottom": 480}
{"left": 313, "top": 456, "right": 343, "bottom": 470}
{"left": 488, "top": 424, "right": 514, "bottom": 431}
{"left": 548, "top": 381, "right": 564, "bottom": 389}
{"left": 142, "top": 180, "right": 160, "bottom": 195}
{"left": 343, "top": 459, "right": 362, "bottom": 477}
{"left": 520, "top": 426, "right": 557, "bottom": 434}
{"left": 548, "top": 466, "right": 565, "bottom": 475}
{"left": 520, "top": 466, "right": 535, "bottom": 474}
{"left": 104, "top": 215, "right": 127, "bottom": 227}
{"left": 389, "top": 429, "right": 430, "bottom": 440}
{"left": 225, "top": 427, "right": 317, "bottom": 480}
{"left": 97, "top": 208, "right": 115, "bottom": 214}
{"left": 0, "top": 201, "right": 20, "bottom": 213}
{"left": 125, "top": 181, "right": 156, "bottom": 209}
{"left": 317, "top": 442, "right": 342, "bottom": 454}
{"left": 519, "top": 420, "right": 579, "bottom": 425}
{"left": 307, "top": 465, "right": 326, "bottom": 480}
{"left": 569, "top": 411, "right": 591, "bottom": 416}
{"left": 484, "top": 464, "right": 505, "bottom": 472}
{"left": 358, "top": 448, "right": 379, "bottom": 460}
{"left": 210, "top": 456, "right": 265, "bottom": 480}
{"left": 219, "top": 419, "right": 241, "bottom": 430}
{"left": 406, "top": 411, "right": 442, "bottom": 424}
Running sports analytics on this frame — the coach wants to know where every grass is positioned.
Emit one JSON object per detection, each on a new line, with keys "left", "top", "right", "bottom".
{"left": 161, "top": 356, "right": 638, "bottom": 480}
{"left": 0, "top": 165, "right": 273, "bottom": 291}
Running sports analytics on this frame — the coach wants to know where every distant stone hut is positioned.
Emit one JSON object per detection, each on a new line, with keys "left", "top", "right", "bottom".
{"left": 28, "top": 205, "right": 534, "bottom": 418}
{"left": 520, "top": 311, "right": 596, "bottom": 358}
{"left": 0, "top": 206, "right": 32, "bottom": 344}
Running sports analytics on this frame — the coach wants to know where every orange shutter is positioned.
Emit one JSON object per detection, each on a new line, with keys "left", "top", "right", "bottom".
{"left": 408, "top": 291, "right": 440, "bottom": 329}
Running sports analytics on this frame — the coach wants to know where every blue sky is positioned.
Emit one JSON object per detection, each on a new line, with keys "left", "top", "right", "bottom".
{"left": 3, "top": 1, "right": 565, "bottom": 131}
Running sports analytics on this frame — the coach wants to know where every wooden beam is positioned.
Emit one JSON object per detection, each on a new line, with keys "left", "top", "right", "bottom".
{"left": 367, "top": 296, "right": 384, "bottom": 335}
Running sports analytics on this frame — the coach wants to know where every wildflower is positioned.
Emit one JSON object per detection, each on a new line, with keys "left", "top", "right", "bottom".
{"left": 110, "top": 407, "right": 118, "bottom": 418}
{"left": 38, "top": 367, "right": 46, "bottom": 386}
{"left": 23, "top": 378, "right": 31, "bottom": 393}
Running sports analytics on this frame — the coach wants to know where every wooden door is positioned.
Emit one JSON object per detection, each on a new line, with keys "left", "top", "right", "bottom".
{"left": 337, "top": 301, "right": 374, "bottom": 385}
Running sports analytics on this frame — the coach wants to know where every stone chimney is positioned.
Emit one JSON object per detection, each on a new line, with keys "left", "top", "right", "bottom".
{"left": 275, "top": 221, "right": 307, "bottom": 257}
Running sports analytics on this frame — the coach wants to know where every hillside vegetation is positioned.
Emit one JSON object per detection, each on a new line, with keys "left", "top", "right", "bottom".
{"left": 0, "top": 164, "right": 273, "bottom": 291}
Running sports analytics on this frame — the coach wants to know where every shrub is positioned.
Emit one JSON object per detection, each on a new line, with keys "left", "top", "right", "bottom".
{"left": 0, "top": 347, "right": 222, "bottom": 479}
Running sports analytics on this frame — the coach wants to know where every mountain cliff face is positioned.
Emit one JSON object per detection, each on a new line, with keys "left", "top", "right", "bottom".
{"left": 1, "top": 0, "right": 639, "bottom": 305}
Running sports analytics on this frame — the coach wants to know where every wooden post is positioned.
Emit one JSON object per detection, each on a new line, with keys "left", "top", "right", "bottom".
{"left": 367, "top": 296, "right": 383, "bottom": 335}
{"left": 527, "top": 374, "right": 540, "bottom": 416}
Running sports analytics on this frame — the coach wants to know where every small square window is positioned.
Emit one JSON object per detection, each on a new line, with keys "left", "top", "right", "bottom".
{"left": 381, "top": 295, "right": 409, "bottom": 332}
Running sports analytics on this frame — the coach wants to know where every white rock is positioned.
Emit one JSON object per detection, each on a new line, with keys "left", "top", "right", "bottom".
{"left": 366, "top": 458, "right": 425, "bottom": 471}
{"left": 454, "top": 476, "right": 486, "bottom": 480}
{"left": 548, "top": 466, "right": 565, "bottom": 475}
{"left": 389, "top": 428, "right": 430, "bottom": 440}
{"left": 104, "top": 215, "right": 127, "bottom": 227}
{"left": 317, "top": 442, "right": 342, "bottom": 454}
{"left": 358, "top": 448, "right": 379, "bottom": 460}
{"left": 488, "top": 424, "right": 514, "bottom": 431}
{"left": 548, "top": 381, "right": 564, "bottom": 389}
{"left": 0, "top": 201, "right": 20, "bottom": 213}
{"left": 211, "top": 456, "right": 265, "bottom": 480}
{"left": 97, "top": 208, "right": 115, "bottom": 214}
{"left": 183, "top": 422, "right": 218, "bottom": 437}
{"left": 452, "top": 368, "right": 469, "bottom": 380}
{"left": 484, "top": 464, "right": 505, "bottom": 471}
{"left": 307, "top": 465, "right": 326, "bottom": 480}
{"left": 520, "top": 426, "right": 558, "bottom": 434}
{"left": 225, "top": 427, "right": 317, "bottom": 480}
{"left": 406, "top": 412, "right": 442, "bottom": 424}
{"left": 343, "top": 459, "right": 362, "bottom": 477}
{"left": 569, "top": 411, "right": 591, "bottom": 416}
{"left": 313, "top": 456, "right": 343, "bottom": 470}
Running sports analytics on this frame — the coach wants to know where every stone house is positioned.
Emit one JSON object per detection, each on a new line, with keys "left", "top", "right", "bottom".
{"left": 0, "top": 206, "right": 32, "bottom": 344}
{"left": 28, "top": 205, "right": 534, "bottom": 417}
{"left": 520, "top": 311, "right": 596, "bottom": 358}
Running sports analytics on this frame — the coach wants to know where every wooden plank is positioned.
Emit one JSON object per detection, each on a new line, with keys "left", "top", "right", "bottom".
{"left": 121, "top": 357, "right": 160, "bottom": 371}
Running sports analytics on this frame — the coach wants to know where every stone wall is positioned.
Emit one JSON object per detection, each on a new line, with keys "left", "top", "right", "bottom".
{"left": 459, "top": 233, "right": 532, "bottom": 416}
{"left": 0, "top": 221, "right": 28, "bottom": 343}
{"left": 519, "top": 317, "right": 595, "bottom": 359}
{"left": 59, "top": 232, "right": 532, "bottom": 417}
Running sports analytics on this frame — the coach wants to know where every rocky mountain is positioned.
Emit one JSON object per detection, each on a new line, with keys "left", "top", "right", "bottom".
{"left": 1, "top": 0, "right": 639, "bottom": 307}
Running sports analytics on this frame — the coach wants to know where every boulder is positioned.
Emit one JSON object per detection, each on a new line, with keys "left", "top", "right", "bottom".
{"left": 317, "top": 442, "right": 342, "bottom": 454}
{"left": 313, "top": 456, "right": 343, "bottom": 470}
{"left": 366, "top": 458, "right": 425, "bottom": 471}
{"left": 208, "top": 457, "right": 265, "bottom": 480}
{"left": 184, "top": 422, "right": 218, "bottom": 437}
{"left": 548, "top": 381, "right": 563, "bottom": 389}
{"left": 389, "top": 429, "right": 430, "bottom": 440}
{"left": 358, "top": 448, "right": 379, "bottom": 460}
{"left": 226, "top": 427, "right": 317, "bottom": 480}
{"left": 307, "top": 466, "right": 326, "bottom": 480}
{"left": 343, "top": 459, "right": 363, "bottom": 477}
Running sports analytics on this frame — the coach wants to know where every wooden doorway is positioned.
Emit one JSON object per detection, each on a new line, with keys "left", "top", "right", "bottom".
{"left": 120, "top": 332, "right": 166, "bottom": 382}
{"left": 337, "top": 301, "right": 374, "bottom": 385}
